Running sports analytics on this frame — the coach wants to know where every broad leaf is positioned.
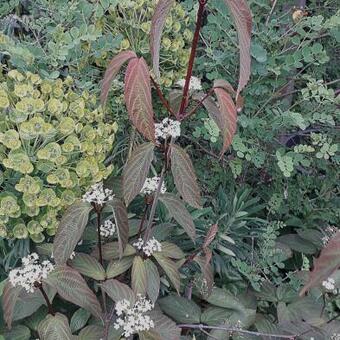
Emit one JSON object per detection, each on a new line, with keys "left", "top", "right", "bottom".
{"left": 53, "top": 201, "right": 92, "bottom": 265}
{"left": 223, "top": 0, "right": 252, "bottom": 95}
{"left": 213, "top": 86, "right": 237, "bottom": 155}
{"left": 93, "top": 242, "right": 136, "bottom": 261}
{"left": 214, "top": 79, "right": 244, "bottom": 112}
{"left": 144, "top": 259, "right": 160, "bottom": 303}
{"left": 100, "top": 50, "right": 137, "bottom": 105}
{"left": 106, "top": 256, "right": 134, "bottom": 279}
{"left": 4, "top": 325, "right": 30, "bottom": 340}
{"left": 201, "top": 306, "right": 233, "bottom": 326}
{"left": 203, "top": 223, "right": 219, "bottom": 249}
{"left": 158, "top": 242, "right": 185, "bottom": 259}
{"left": 150, "top": 0, "right": 175, "bottom": 80}
{"left": 3, "top": 280, "right": 23, "bottom": 328}
{"left": 153, "top": 253, "right": 180, "bottom": 293}
{"left": 204, "top": 287, "right": 243, "bottom": 311}
{"left": 38, "top": 313, "right": 73, "bottom": 340}
{"left": 106, "top": 198, "right": 129, "bottom": 258}
{"left": 148, "top": 311, "right": 181, "bottom": 340}
{"left": 123, "top": 142, "right": 154, "bottom": 206}
{"left": 70, "top": 308, "right": 91, "bottom": 333}
{"left": 69, "top": 253, "right": 106, "bottom": 281}
{"left": 159, "top": 193, "right": 196, "bottom": 242}
{"left": 78, "top": 325, "right": 104, "bottom": 340}
{"left": 124, "top": 57, "right": 155, "bottom": 142}
{"left": 101, "top": 279, "right": 135, "bottom": 304}
{"left": 131, "top": 256, "right": 147, "bottom": 295}
{"left": 170, "top": 144, "right": 201, "bottom": 209}
{"left": 300, "top": 231, "right": 340, "bottom": 296}
{"left": 45, "top": 265, "right": 102, "bottom": 319}
{"left": 159, "top": 295, "right": 201, "bottom": 323}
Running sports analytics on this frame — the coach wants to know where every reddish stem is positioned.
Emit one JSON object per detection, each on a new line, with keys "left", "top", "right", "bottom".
{"left": 95, "top": 207, "right": 103, "bottom": 266}
{"left": 178, "top": 0, "right": 208, "bottom": 119}
{"left": 150, "top": 76, "right": 174, "bottom": 116}
{"left": 38, "top": 285, "right": 55, "bottom": 316}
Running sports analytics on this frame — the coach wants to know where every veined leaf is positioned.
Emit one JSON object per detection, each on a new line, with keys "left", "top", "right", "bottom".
{"left": 124, "top": 58, "right": 155, "bottom": 142}
{"left": 69, "top": 253, "right": 105, "bottom": 281}
{"left": 78, "top": 325, "right": 104, "bottom": 340}
{"left": 106, "top": 199, "right": 129, "bottom": 258}
{"left": 153, "top": 253, "right": 180, "bottom": 293}
{"left": 203, "top": 224, "right": 219, "bottom": 249}
{"left": 53, "top": 201, "right": 92, "bottom": 265}
{"left": 100, "top": 50, "right": 137, "bottom": 105}
{"left": 148, "top": 311, "right": 181, "bottom": 340}
{"left": 123, "top": 142, "right": 154, "bottom": 206}
{"left": 223, "top": 0, "right": 252, "bottom": 95}
{"left": 131, "top": 256, "right": 147, "bottom": 295}
{"left": 3, "top": 281, "right": 23, "bottom": 328}
{"left": 70, "top": 308, "right": 91, "bottom": 333}
{"left": 300, "top": 231, "right": 340, "bottom": 296}
{"left": 93, "top": 242, "right": 136, "bottom": 261}
{"left": 194, "top": 252, "right": 214, "bottom": 297}
{"left": 101, "top": 279, "right": 135, "bottom": 304}
{"left": 106, "top": 256, "right": 134, "bottom": 279}
{"left": 159, "top": 193, "right": 196, "bottom": 242}
{"left": 158, "top": 242, "right": 185, "bottom": 259}
{"left": 45, "top": 265, "right": 102, "bottom": 319}
{"left": 214, "top": 79, "right": 244, "bottom": 112}
{"left": 144, "top": 259, "right": 160, "bottom": 303}
{"left": 38, "top": 313, "right": 73, "bottom": 340}
{"left": 4, "top": 325, "right": 30, "bottom": 340}
{"left": 170, "top": 144, "right": 201, "bottom": 209}
{"left": 150, "top": 0, "right": 175, "bottom": 80}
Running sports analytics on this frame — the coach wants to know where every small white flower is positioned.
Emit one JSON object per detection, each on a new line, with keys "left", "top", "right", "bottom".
{"left": 322, "top": 277, "right": 337, "bottom": 293}
{"left": 133, "top": 238, "right": 144, "bottom": 251}
{"left": 100, "top": 220, "right": 116, "bottom": 238}
{"left": 322, "top": 225, "right": 338, "bottom": 245}
{"left": 82, "top": 182, "right": 114, "bottom": 205}
{"left": 155, "top": 118, "right": 181, "bottom": 140}
{"left": 176, "top": 76, "right": 202, "bottom": 91}
{"left": 9, "top": 253, "right": 54, "bottom": 293}
{"left": 69, "top": 251, "right": 76, "bottom": 260}
{"left": 141, "top": 176, "right": 166, "bottom": 195}
{"left": 132, "top": 237, "right": 162, "bottom": 257}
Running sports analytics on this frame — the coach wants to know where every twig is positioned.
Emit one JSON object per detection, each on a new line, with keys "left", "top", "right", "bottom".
{"left": 38, "top": 284, "right": 55, "bottom": 316}
{"left": 266, "top": 0, "right": 278, "bottom": 26}
{"left": 150, "top": 76, "right": 174, "bottom": 116}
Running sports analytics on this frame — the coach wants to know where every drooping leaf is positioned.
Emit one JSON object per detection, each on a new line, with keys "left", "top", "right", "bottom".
{"left": 144, "top": 259, "right": 160, "bottom": 303}
{"left": 158, "top": 242, "right": 185, "bottom": 259}
{"left": 124, "top": 58, "right": 155, "bottom": 142}
{"left": 38, "top": 313, "right": 73, "bottom": 340}
{"left": 223, "top": 0, "right": 252, "bottom": 95}
{"left": 203, "top": 223, "right": 219, "bottom": 249}
{"left": 100, "top": 50, "right": 137, "bottom": 105}
{"left": 159, "top": 193, "right": 196, "bottom": 242}
{"left": 106, "top": 256, "right": 134, "bottom": 279}
{"left": 3, "top": 280, "right": 23, "bottom": 328}
{"left": 53, "top": 201, "right": 92, "bottom": 265}
{"left": 106, "top": 198, "right": 129, "bottom": 258}
{"left": 45, "top": 265, "right": 102, "bottom": 319}
{"left": 170, "top": 144, "right": 201, "bottom": 209}
{"left": 150, "top": 0, "right": 175, "bottom": 80}
{"left": 69, "top": 253, "right": 106, "bottom": 281}
{"left": 123, "top": 142, "right": 154, "bottom": 206}
{"left": 213, "top": 86, "right": 237, "bottom": 155}
{"left": 93, "top": 242, "right": 136, "bottom": 261}
{"left": 70, "top": 308, "right": 91, "bottom": 333}
{"left": 300, "top": 231, "right": 340, "bottom": 296}
{"left": 101, "top": 279, "right": 135, "bottom": 304}
{"left": 131, "top": 256, "right": 147, "bottom": 295}
{"left": 159, "top": 295, "right": 201, "bottom": 323}
{"left": 153, "top": 253, "right": 180, "bottom": 293}
{"left": 78, "top": 325, "right": 105, "bottom": 340}
{"left": 214, "top": 79, "right": 244, "bottom": 112}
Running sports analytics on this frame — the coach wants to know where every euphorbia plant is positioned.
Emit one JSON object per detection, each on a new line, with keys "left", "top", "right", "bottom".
{"left": 2, "top": 0, "right": 253, "bottom": 339}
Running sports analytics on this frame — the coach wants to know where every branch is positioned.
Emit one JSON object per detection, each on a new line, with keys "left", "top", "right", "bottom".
{"left": 150, "top": 76, "right": 174, "bottom": 116}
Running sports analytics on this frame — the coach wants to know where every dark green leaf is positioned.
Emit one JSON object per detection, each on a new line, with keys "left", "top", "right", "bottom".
{"left": 106, "top": 256, "right": 134, "bottom": 279}
{"left": 78, "top": 325, "right": 104, "bottom": 340}
{"left": 70, "top": 308, "right": 91, "bottom": 333}
{"left": 101, "top": 279, "right": 135, "bottom": 304}
{"left": 131, "top": 256, "right": 147, "bottom": 295}
{"left": 69, "top": 253, "right": 106, "bottom": 280}
{"left": 4, "top": 325, "right": 30, "bottom": 340}
{"left": 93, "top": 242, "right": 136, "bottom": 261}
{"left": 38, "top": 313, "right": 73, "bottom": 340}
{"left": 144, "top": 259, "right": 160, "bottom": 303}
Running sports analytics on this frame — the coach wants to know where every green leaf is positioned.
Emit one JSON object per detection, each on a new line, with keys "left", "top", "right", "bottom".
{"left": 144, "top": 259, "right": 160, "bottom": 303}
{"left": 106, "top": 199, "right": 129, "bottom": 258}
{"left": 158, "top": 242, "right": 185, "bottom": 259}
{"left": 153, "top": 253, "right": 180, "bottom": 293}
{"left": 251, "top": 43, "right": 267, "bottom": 63}
{"left": 277, "top": 234, "right": 317, "bottom": 254}
{"left": 201, "top": 306, "right": 232, "bottom": 326}
{"left": 38, "top": 313, "right": 73, "bottom": 340}
{"left": 93, "top": 242, "right": 136, "bottom": 261}
{"left": 101, "top": 279, "right": 135, "bottom": 304}
{"left": 53, "top": 201, "right": 92, "bottom": 264}
{"left": 204, "top": 287, "right": 242, "bottom": 310}
{"left": 69, "top": 253, "right": 106, "bottom": 280}
{"left": 123, "top": 142, "right": 154, "bottom": 206}
{"left": 2, "top": 280, "right": 23, "bottom": 328}
{"left": 159, "top": 295, "right": 201, "bottom": 323}
{"left": 45, "top": 265, "right": 102, "bottom": 319}
{"left": 4, "top": 325, "right": 30, "bottom": 340}
{"left": 170, "top": 144, "right": 201, "bottom": 209}
{"left": 78, "top": 325, "right": 105, "bottom": 340}
{"left": 106, "top": 256, "right": 134, "bottom": 279}
{"left": 159, "top": 193, "right": 196, "bottom": 242}
{"left": 148, "top": 311, "right": 181, "bottom": 340}
{"left": 194, "top": 253, "right": 214, "bottom": 297}
{"left": 70, "top": 308, "right": 91, "bottom": 333}
{"left": 131, "top": 256, "right": 147, "bottom": 295}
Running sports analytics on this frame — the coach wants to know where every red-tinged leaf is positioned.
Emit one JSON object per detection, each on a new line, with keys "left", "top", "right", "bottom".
{"left": 214, "top": 79, "right": 244, "bottom": 112}
{"left": 223, "top": 0, "right": 252, "bottom": 95}
{"left": 170, "top": 144, "right": 201, "bottom": 209}
{"left": 124, "top": 58, "right": 155, "bottom": 142}
{"left": 101, "top": 279, "right": 136, "bottom": 304}
{"left": 44, "top": 265, "right": 102, "bottom": 319}
{"left": 3, "top": 280, "right": 23, "bottom": 328}
{"left": 131, "top": 256, "right": 147, "bottom": 295}
{"left": 106, "top": 256, "right": 134, "bottom": 279}
{"left": 145, "top": 259, "right": 160, "bottom": 303}
{"left": 214, "top": 86, "right": 237, "bottom": 155}
{"left": 123, "top": 142, "right": 154, "bottom": 206}
{"left": 92, "top": 242, "right": 136, "bottom": 261}
{"left": 38, "top": 313, "right": 73, "bottom": 340}
{"left": 300, "top": 231, "right": 340, "bottom": 296}
{"left": 194, "top": 252, "right": 214, "bottom": 297}
{"left": 150, "top": 0, "right": 175, "bottom": 80}
{"left": 203, "top": 224, "right": 219, "bottom": 249}
{"left": 69, "top": 253, "right": 106, "bottom": 281}
{"left": 100, "top": 50, "right": 137, "bottom": 105}
{"left": 106, "top": 199, "right": 129, "bottom": 258}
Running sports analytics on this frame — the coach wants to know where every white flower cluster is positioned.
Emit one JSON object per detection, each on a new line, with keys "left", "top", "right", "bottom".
{"left": 321, "top": 225, "right": 338, "bottom": 245}
{"left": 155, "top": 118, "right": 181, "bottom": 140}
{"left": 113, "top": 295, "right": 155, "bottom": 337}
{"left": 100, "top": 220, "right": 116, "bottom": 238}
{"left": 322, "top": 277, "right": 338, "bottom": 294}
{"left": 141, "top": 176, "right": 166, "bottom": 195}
{"left": 9, "top": 253, "right": 54, "bottom": 293}
{"left": 133, "top": 237, "right": 162, "bottom": 257}
{"left": 82, "top": 182, "right": 114, "bottom": 205}
{"left": 176, "top": 76, "right": 202, "bottom": 91}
